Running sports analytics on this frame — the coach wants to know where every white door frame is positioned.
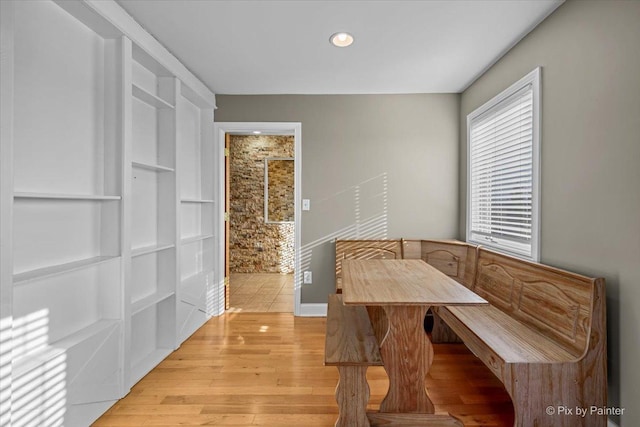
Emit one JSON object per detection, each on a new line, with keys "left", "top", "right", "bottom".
{"left": 213, "top": 122, "right": 302, "bottom": 316}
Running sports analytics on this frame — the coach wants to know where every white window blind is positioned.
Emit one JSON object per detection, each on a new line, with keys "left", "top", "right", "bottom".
{"left": 467, "top": 68, "right": 540, "bottom": 260}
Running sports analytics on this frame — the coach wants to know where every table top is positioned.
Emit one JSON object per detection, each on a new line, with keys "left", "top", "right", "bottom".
{"left": 341, "top": 259, "right": 488, "bottom": 306}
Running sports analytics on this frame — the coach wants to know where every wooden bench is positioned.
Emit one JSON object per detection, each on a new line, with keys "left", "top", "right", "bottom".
{"left": 325, "top": 293, "right": 383, "bottom": 427}
{"left": 435, "top": 248, "right": 607, "bottom": 427}
{"left": 335, "top": 239, "right": 402, "bottom": 293}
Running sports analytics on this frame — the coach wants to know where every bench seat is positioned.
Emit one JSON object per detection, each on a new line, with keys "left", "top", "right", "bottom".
{"left": 439, "top": 305, "right": 578, "bottom": 364}
{"left": 325, "top": 294, "right": 382, "bottom": 427}
{"left": 325, "top": 294, "right": 383, "bottom": 367}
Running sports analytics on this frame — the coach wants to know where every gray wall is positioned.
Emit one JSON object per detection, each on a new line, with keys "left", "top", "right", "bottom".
{"left": 459, "top": 1, "right": 640, "bottom": 424}
{"left": 216, "top": 94, "right": 460, "bottom": 303}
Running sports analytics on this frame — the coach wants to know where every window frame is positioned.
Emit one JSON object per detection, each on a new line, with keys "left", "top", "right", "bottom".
{"left": 466, "top": 67, "right": 541, "bottom": 262}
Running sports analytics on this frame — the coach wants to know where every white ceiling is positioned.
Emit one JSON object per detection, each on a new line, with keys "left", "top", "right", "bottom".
{"left": 116, "top": 0, "right": 563, "bottom": 95}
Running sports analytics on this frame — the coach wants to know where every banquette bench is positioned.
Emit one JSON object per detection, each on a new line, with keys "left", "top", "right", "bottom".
{"left": 436, "top": 247, "right": 607, "bottom": 427}
{"left": 330, "top": 239, "right": 607, "bottom": 427}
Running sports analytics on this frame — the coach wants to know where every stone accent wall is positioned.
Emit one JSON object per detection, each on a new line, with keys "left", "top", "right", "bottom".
{"left": 229, "top": 135, "right": 294, "bottom": 273}
{"left": 267, "top": 159, "right": 294, "bottom": 222}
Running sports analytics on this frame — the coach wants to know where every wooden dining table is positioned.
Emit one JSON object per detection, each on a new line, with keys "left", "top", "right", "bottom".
{"left": 341, "top": 259, "right": 488, "bottom": 417}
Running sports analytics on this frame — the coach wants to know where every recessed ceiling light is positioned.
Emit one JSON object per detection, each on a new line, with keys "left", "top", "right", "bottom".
{"left": 253, "top": 131, "right": 262, "bottom": 134}
{"left": 330, "top": 32, "right": 354, "bottom": 48}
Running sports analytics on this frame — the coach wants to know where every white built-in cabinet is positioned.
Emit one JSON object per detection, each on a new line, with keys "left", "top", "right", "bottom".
{"left": 128, "top": 47, "right": 180, "bottom": 387}
{"left": 0, "top": 1, "right": 218, "bottom": 425}
{"left": 177, "top": 89, "right": 216, "bottom": 344}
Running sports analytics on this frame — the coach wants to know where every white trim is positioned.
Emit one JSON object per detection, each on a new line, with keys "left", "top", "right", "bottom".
{"left": 120, "top": 35, "right": 133, "bottom": 395}
{"left": 298, "top": 303, "right": 328, "bottom": 317}
{"left": 0, "top": 2, "right": 14, "bottom": 424}
{"left": 466, "top": 67, "right": 541, "bottom": 262}
{"left": 213, "top": 122, "right": 302, "bottom": 316}
{"left": 607, "top": 419, "right": 619, "bottom": 427}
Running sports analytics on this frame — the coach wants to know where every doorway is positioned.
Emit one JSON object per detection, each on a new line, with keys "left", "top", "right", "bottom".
{"left": 214, "top": 123, "right": 302, "bottom": 316}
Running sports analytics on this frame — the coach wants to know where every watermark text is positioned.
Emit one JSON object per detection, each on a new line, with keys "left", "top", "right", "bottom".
{"left": 546, "top": 405, "right": 625, "bottom": 417}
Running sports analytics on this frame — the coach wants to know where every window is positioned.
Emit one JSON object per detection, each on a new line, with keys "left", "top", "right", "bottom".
{"left": 467, "top": 68, "right": 540, "bottom": 261}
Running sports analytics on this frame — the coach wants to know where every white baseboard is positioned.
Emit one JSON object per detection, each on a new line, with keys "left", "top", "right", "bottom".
{"left": 298, "top": 303, "right": 327, "bottom": 317}
{"left": 608, "top": 418, "right": 619, "bottom": 427}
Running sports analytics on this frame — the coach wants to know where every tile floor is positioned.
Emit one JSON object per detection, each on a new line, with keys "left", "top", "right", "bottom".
{"left": 228, "top": 273, "right": 294, "bottom": 313}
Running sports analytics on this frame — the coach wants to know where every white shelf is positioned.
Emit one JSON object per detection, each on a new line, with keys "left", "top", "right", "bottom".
{"left": 131, "top": 290, "right": 175, "bottom": 316}
{"left": 181, "top": 198, "right": 214, "bottom": 203}
{"left": 130, "top": 348, "right": 173, "bottom": 386}
{"left": 14, "top": 192, "right": 121, "bottom": 201}
{"left": 132, "top": 84, "right": 175, "bottom": 109}
{"left": 13, "top": 320, "right": 119, "bottom": 379}
{"left": 13, "top": 256, "right": 120, "bottom": 285}
{"left": 181, "top": 234, "right": 214, "bottom": 245}
{"left": 132, "top": 243, "right": 175, "bottom": 258}
{"left": 132, "top": 161, "right": 175, "bottom": 172}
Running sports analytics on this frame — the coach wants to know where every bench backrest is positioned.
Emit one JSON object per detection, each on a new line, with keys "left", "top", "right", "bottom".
{"left": 472, "top": 248, "right": 600, "bottom": 357}
{"left": 335, "top": 240, "right": 402, "bottom": 292}
{"left": 402, "top": 239, "right": 477, "bottom": 287}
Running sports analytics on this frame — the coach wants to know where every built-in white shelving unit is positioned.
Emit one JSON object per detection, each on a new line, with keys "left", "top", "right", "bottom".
{"left": 1, "top": 1, "right": 217, "bottom": 425}
{"left": 176, "top": 85, "right": 216, "bottom": 343}
{"left": 8, "top": 1, "right": 125, "bottom": 423}
{"left": 127, "top": 46, "right": 179, "bottom": 387}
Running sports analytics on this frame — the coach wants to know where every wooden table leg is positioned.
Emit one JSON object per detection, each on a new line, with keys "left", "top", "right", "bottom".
{"left": 379, "top": 305, "right": 434, "bottom": 413}
{"left": 335, "top": 366, "right": 371, "bottom": 427}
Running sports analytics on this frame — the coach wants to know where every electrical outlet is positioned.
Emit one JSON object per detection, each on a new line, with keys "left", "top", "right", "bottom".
{"left": 303, "top": 271, "right": 312, "bottom": 284}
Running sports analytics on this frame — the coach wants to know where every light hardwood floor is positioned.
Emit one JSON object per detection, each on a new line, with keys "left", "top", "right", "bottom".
{"left": 229, "top": 273, "right": 293, "bottom": 313}
{"left": 93, "top": 313, "right": 514, "bottom": 426}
